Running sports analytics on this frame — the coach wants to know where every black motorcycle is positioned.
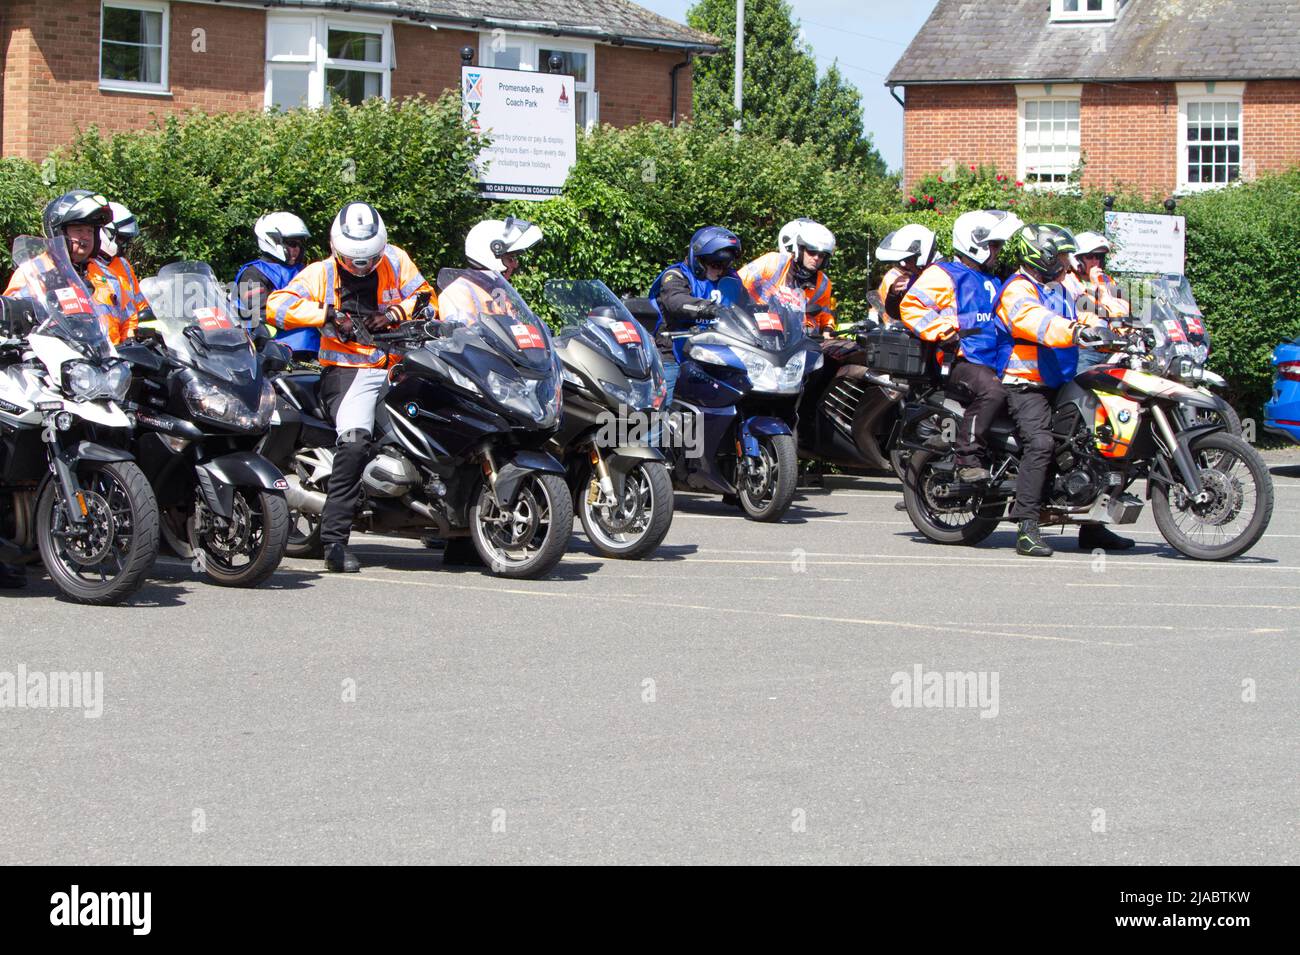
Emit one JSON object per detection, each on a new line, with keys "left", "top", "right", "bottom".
{"left": 0, "top": 236, "right": 159, "bottom": 604}
{"left": 263, "top": 269, "right": 572, "bottom": 579}
{"left": 118, "top": 262, "right": 290, "bottom": 587}
{"left": 543, "top": 279, "right": 673, "bottom": 558}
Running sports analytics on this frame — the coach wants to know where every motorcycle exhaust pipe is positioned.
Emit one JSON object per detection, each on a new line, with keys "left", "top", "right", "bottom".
{"left": 284, "top": 475, "right": 326, "bottom": 515}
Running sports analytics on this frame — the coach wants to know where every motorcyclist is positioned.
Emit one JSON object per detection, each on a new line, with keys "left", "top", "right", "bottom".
{"left": 739, "top": 218, "right": 839, "bottom": 338}
{"left": 874, "top": 224, "right": 938, "bottom": 326}
{"left": 996, "top": 223, "right": 1132, "bottom": 556}
{"left": 3, "top": 190, "right": 132, "bottom": 344}
{"left": 266, "top": 202, "right": 434, "bottom": 573}
{"left": 97, "top": 202, "right": 155, "bottom": 334}
{"left": 899, "top": 210, "right": 1023, "bottom": 484}
{"left": 437, "top": 217, "right": 545, "bottom": 326}
{"left": 235, "top": 212, "right": 312, "bottom": 343}
{"left": 648, "top": 226, "right": 743, "bottom": 401}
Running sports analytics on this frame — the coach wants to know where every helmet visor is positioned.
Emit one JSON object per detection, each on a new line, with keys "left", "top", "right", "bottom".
{"left": 338, "top": 254, "right": 380, "bottom": 276}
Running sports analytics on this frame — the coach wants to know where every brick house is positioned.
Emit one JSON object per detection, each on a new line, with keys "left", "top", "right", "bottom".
{"left": 886, "top": 0, "right": 1300, "bottom": 196}
{"left": 0, "top": 0, "right": 718, "bottom": 160}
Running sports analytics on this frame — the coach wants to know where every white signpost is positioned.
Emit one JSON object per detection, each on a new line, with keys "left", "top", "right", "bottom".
{"left": 462, "top": 65, "right": 577, "bottom": 201}
{"left": 1104, "top": 211, "right": 1187, "bottom": 275}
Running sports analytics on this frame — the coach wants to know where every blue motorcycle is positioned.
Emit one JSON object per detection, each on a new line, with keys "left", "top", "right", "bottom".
{"left": 663, "top": 277, "right": 822, "bottom": 521}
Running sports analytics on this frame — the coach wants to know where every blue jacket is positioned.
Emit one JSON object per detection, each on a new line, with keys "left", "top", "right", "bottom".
{"left": 236, "top": 258, "right": 316, "bottom": 352}
{"left": 936, "top": 261, "right": 1010, "bottom": 374}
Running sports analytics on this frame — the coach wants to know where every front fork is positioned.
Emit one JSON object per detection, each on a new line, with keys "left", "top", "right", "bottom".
{"left": 586, "top": 444, "right": 616, "bottom": 506}
{"left": 1151, "top": 404, "right": 1206, "bottom": 498}
{"left": 43, "top": 418, "right": 89, "bottom": 527}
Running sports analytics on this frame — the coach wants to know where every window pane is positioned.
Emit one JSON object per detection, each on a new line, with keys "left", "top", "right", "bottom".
{"left": 101, "top": 42, "right": 141, "bottom": 82}
{"left": 538, "top": 49, "right": 588, "bottom": 84}
{"left": 269, "top": 20, "right": 314, "bottom": 59}
{"left": 1188, "top": 165, "right": 1200, "bottom": 183}
{"left": 328, "top": 29, "right": 382, "bottom": 63}
{"left": 325, "top": 68, "right": 382, "bottom": 106}
{"left": 1064, "top": 0, "right": 1079, "bottom": 10}
{"left": 1087, "top": 0, "right": 1104, "bottom": 9}
{"left": 270, "top": 67, "right": 310, "bottom": 110}
{"left": 102, "top": 7, "right": 160, "bottom": 44}
{"left": 575, "top": 91, "right": 587, "bottom": 129}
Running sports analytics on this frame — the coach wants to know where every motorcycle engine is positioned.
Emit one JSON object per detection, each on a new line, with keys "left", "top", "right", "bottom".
{"left": 363, "top": 452, "right": 421, "bottom": 498}
{"left": 1052, "top": 449, "right": 1106, "bottom": 506}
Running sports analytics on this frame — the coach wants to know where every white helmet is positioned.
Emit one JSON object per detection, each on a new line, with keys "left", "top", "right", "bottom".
{"left": 465, "top": 217, "right": 544, "bottom": 272}
{"left": 98, "top": 201, "right": 139, "bottom": 261}
{"left": 778, "top": 218, "right": 837, "bottom": 260}
{"left": 876, "top": 224, "right": 937, "bottom": 268}
{"left": 951, "top": 209, "right": 1023, "bottom": 266}
{"left": 256, "top": 211, "right": 311, "bottom": 264}
{"left": 1073, "top": 231, "right": 1112, "bottom": 256}
{"left": 330, "top": 202, "right": 386, "bottom": 276}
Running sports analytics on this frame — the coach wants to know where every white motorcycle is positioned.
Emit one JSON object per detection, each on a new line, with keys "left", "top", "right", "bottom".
{"left": 0, "top": 236, "right": 159, "bottom": 604}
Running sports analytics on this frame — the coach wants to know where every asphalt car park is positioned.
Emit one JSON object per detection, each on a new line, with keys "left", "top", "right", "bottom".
{"left": 3, "top": 453, "right": 1298, "bottom": 865}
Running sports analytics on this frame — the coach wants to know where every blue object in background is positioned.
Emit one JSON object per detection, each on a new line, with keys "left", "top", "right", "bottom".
{"left": 1264, "top": 339, "right": 1300, "bottom": 444}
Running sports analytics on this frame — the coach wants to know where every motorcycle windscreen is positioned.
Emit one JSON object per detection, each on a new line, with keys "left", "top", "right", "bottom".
{"left": 715, "top": 276, "right": 806, "bottom": 352}
{"left": 435, "top": 268, "right": 554, "bottom": 373}
{"left": 140, "top": 262, "right": 258, "bottom": 385}
{"left": 9, "top": 235, "right": 114, "bottom": 360}
{"left": 543, "top": 279, "right": 662, "bottom": 379}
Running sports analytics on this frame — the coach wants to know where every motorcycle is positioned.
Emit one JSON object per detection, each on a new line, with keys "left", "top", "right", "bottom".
{"left": 0, "top": 236, "right": 159, "bottom": 603}
{"left": 659, "top": 277, "right": 821, "bottom": 522}
{"left": 543, "top": 279, "right": 673, "bottom": 559}
{"left": 889, "top": 325, "right": 1273, "bottom": 560}
{"left": 264, "top": 269, "right": 572, "bottom": 579}
{"left": 115, "top": 262, "right": 290, "bottom": 588}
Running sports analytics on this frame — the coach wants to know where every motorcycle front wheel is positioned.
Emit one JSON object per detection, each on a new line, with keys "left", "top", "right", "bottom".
{"left": 36, "top": 460, "right": 160, "bottom": 605}
{"left": 470, "top": 472, "right": 572, "bottom": 578}
{"left": 1151, "top": 432, "right": 1272, "bottom": 560}
{"left": 192, "top": 488, "right": 289, "bottom": 587}
{"left": 578, "top": 460, "right": 674, "bottom": 559}
{"left": 737, "top": 432, "right": 798, "bottom": 522}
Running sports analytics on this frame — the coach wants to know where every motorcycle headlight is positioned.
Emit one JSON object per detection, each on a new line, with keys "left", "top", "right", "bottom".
{"left": 486, "top": 369, "right": 546, "bottom": 423}
{"left": 447, "top": 365, "right": 482, "bottom": 395}
{"left": 562, "top": 366, "right": 583, "bottom": 388}
{"left": 599, "top": 377, "right": 656, "bottom": 411}
{"left": 776, "top": 349, "right": 808, "bottom": 393}
{"left": 252, "top": 376, "right": 276, "bottom": 430}
{"left": 62, "top": 360, "right": 129, "bottom": 401}
{"left": 736, "top": 349, "right": 779, "bottom": 391}
{"left": 185, "top": 377, "right": 271, "bottom": 431}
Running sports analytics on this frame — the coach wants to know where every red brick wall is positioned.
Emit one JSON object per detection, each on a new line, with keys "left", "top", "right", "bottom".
{"left": 901, "top": 84, "right": 1018, "bottom": 194}
{"left": 1080, "top": 82, "right": 1178, "bottom": 194}
{"left": 1, "top": 2, "right": 697, "bottom": 160}
{"left": 391, "top": 22, "right": 478, "bottom": 102}
{"left": 903, "top": 80, "right": 1300, "bottom": 196}
{"left": 597, "top": 46, "right": 694, "bottom": 128}
{"left": 3, "top": 0, "right": 264, "bottom": 161}
{"left": 1244, "top": 80, "right": 1300, "bottom": 179}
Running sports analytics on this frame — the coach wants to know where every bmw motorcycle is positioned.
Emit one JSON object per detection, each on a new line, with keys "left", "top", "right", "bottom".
{"left": 891, "top": 327, "right": 1272, "bottom": 560}
{"left": 263, "top": 269, "right": 572, "bottom": 579}
{"left": 543, "top": 279, "right": 672, "bottom": 558}
{"left": 0, "top": 236, "right": 159, "bottom": 603}
{"left": 114, "top": 262, "right": 290, "bottom": 587}
{"left": 661, "top": 277, "right": 821, "bottom": 522}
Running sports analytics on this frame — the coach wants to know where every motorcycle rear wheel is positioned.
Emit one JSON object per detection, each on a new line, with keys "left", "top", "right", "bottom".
{"left": 902, "top": 449, "right": 1000, "bottom": 546}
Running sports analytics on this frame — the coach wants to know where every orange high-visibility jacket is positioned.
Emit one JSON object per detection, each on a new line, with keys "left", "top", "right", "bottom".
{"left": 898, "top": 263, "right": 960, "bottom": 343}
{"left": 3, "top": 255, "right": 132, "bottom": 344}
{"left": 105, "top": 255, "right": 146, "bottom": 336}
{"left": 738, "top": 251, "right": 837, "bottom": 333}
{"left": 437, "top": 273, "right": 516, "bottom": 326}
{"left": 266, "top": 245, "right": 432, "bottom": 369}
{"left": 997, "top": 273, "right": 1103, "bottom": 385}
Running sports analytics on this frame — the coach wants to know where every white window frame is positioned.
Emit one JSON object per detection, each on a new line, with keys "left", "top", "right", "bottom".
{"left": 1015, "top": 84, "right": 1082, "bottom": 191}
{"left": 1176, "top": 82, "right": 1245, "bottom": 194}
{"left": 264, "top": 13, "right": 393, "bottom": 110}
{"left": 477, "top": 32, "right": 598, "bottom": 131}
{"left": 99, "top": 0, "right": 170, "bottom": 94}
{"left": 1049, "top": 0, "right": 1117, "bottom": 22}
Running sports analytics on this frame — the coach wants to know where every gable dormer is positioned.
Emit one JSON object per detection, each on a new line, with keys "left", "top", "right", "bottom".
{"left": 1049, "top": 0, "right": 1118, "bottom": 23}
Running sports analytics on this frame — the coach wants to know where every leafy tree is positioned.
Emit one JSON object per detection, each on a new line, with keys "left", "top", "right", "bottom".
{"left": 687, "top": 0, "right": 887, "bottom": 175}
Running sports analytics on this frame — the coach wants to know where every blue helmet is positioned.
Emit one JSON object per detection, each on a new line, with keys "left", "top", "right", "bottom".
{"left": 686, "top": 226, "right": 742, "bottom": 278}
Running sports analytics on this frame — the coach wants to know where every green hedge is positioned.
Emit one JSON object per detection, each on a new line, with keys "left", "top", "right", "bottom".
{"left": 2, "top": 94, "right": 1297, "bottom": 414}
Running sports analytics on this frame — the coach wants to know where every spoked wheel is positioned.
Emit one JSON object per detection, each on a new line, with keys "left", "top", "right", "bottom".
{"left": 578, "top": 461, "right": 674, "bottom": 559}
{"left": 901, "top": 449, "right": 1002, "bottom": 545}
{"left": 737, "top": 432, "right": 798, "bottom": 522}
{"left": 35, "top": 461, "right": 159, "bottom": 605}
{"left": 191, "top": 489, "right": 290, "bottom": 587}
{"left": 470, "top": 472, "right": 572, "bottom": 578}
{"left": 1152, "top": 432, "right": 1272, "bottom": 560}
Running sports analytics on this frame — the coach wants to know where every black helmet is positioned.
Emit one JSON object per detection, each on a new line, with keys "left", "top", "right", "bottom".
{"left": 43, "top": 190, "right": 113, "bottom": 259}
{"left": 1007, "top": 223, "right": 1078, "bottom": 283}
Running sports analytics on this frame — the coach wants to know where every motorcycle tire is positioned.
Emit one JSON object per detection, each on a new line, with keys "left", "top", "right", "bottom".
{"left": 578, "top": 461, "right": 673, "bottom": 559}
{"left": 470, "top": 472, "right": 572, "bottom": 579}
{"left": 902, "top": 449, "right": 1000, "bottom": 546}
{"left": 738, "top": 433, "right": 798, "bottom": 522}
{"left": 193, "top": 489, "right": 290, "bottom": 588}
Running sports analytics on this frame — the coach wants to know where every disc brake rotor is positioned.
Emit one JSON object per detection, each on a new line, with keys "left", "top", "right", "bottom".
{"left": 59, "top": 491, "right": 115, "bottom": 564}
